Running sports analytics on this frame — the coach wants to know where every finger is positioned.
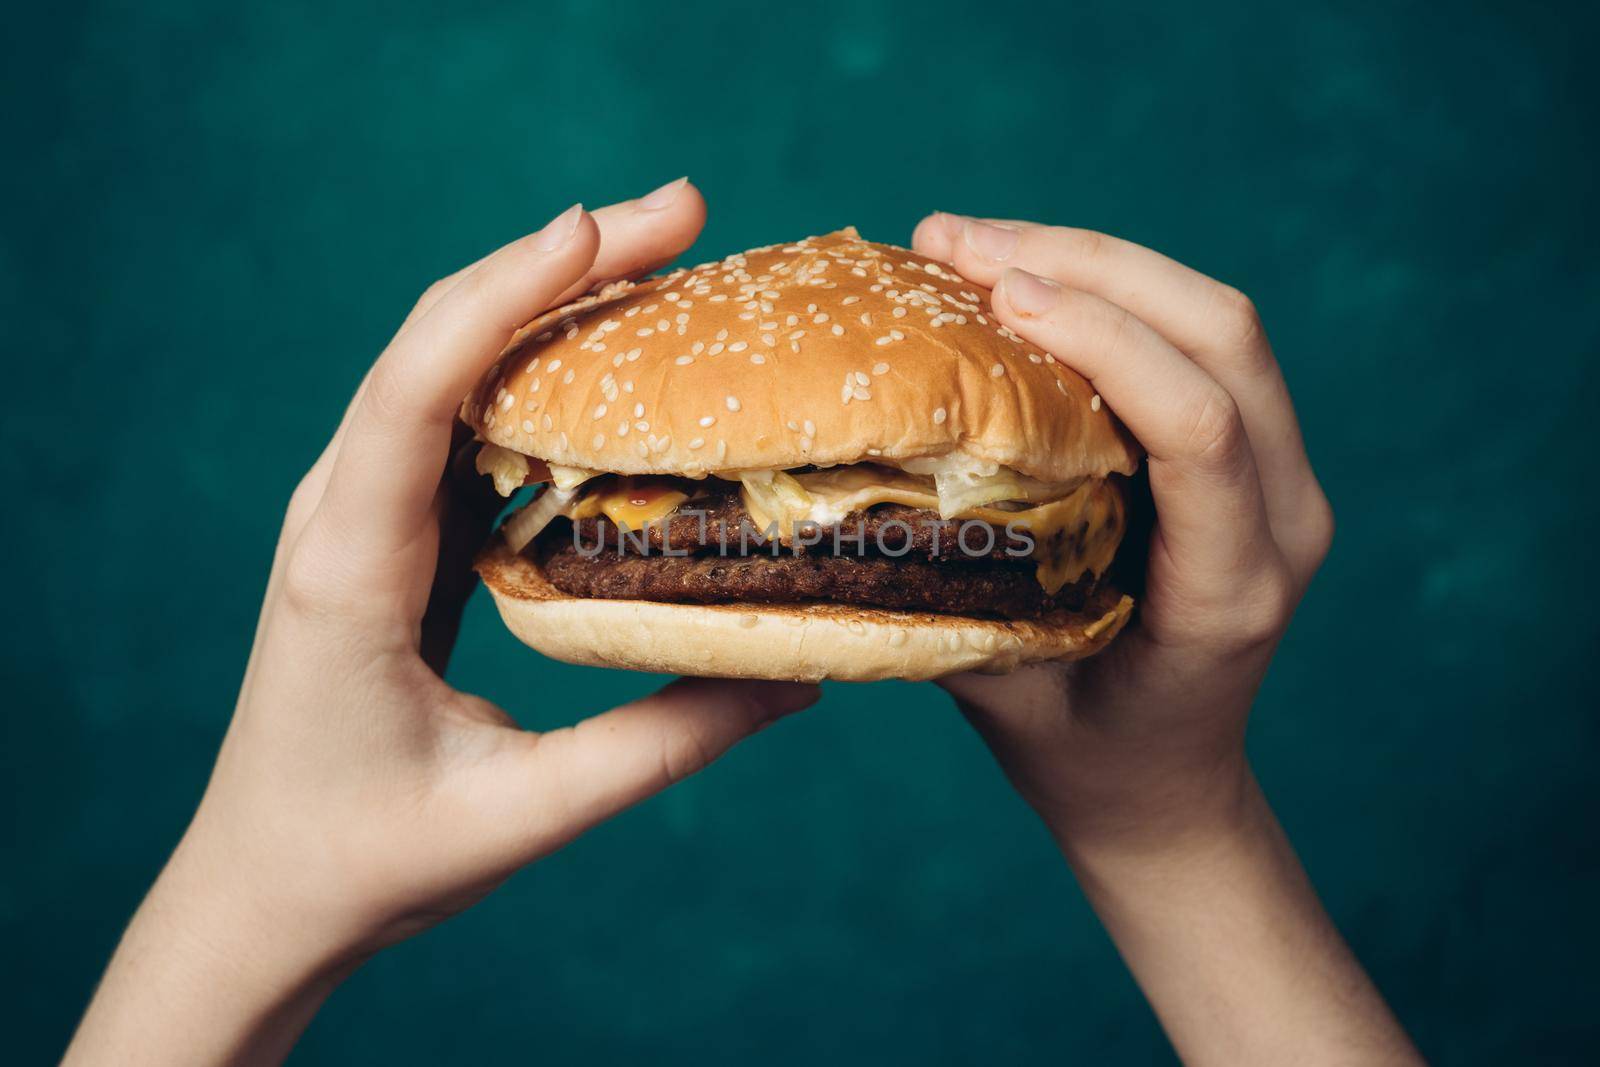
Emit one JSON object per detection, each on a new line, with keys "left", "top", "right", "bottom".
{"left": 548, "top": 177, "right": 707, "bottom": 307}
{"left": 293, "top": 181, "right": 710, "bottom": 555}
{"left": 503, "top": 679, "right": 820, "bottom": 847}
{"left": 917, "top": 216, "right": 1327, "bottom": 569}
{"left": 313, "top": 203, "right": 599, "bottom": 565}
{"left": 404, "top": 177, "right": 707, "bottom": 330}
{"left": 989, "top": 267, "right": 1284, "bottom": 610}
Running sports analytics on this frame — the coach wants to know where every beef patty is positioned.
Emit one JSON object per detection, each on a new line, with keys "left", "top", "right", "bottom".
{"left": 569, "top": 482, "right": 1029, "bottom": 562}
{"left": 538, "top": 538, "right": 1095, "bottom": 619}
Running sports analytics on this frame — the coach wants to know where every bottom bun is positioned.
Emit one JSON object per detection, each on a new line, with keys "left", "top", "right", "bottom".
{"left": 475, "top": 539, "right": 1134, "bottom": 683}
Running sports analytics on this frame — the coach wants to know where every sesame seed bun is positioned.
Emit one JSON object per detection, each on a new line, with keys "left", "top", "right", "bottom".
{"left": 461, "top": 227, "right": 1138, "bottom": 483}
{"left": 475, "top": 538, "right": 1134, "bottom": 683}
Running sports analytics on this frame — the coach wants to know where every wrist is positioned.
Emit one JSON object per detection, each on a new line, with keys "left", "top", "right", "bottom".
{"left": 1040, "top": 748, "right": 1257, "bottom": 864}
{"left": 64, "top": 830, "right": 365, "bottom": 1067}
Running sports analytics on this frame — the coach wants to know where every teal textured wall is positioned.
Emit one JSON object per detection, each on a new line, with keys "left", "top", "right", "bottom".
{"left": 4, "top": 1, "right": 1597, "bottom": 1062}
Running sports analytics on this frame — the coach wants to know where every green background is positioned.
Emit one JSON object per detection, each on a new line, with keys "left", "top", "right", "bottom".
{"left": 4, "top": 1, "right": 1597, "bottom": 1062}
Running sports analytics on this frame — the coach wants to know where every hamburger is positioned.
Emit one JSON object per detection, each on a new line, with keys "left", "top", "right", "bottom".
{"left": 462, "top": 228, "right": 1141, "bottom": 682}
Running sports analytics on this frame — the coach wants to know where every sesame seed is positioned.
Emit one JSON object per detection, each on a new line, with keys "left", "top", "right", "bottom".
{"left": 562, "top": 369, "right": 575, "bottom": 384}
{"left": 729, "top": 341, "right": 748, "bottom": 352}
{"left": 1091, "top": 394, "right": 1102, "bottom": 411}
{"left": 499, "top": 393, "right": 515, "bottom": 411}
{"left": 725, "top": 396, "right": 740, "bottom": 412}
{"left": 854, "top": 371, "right": 869, "bottom": 386}
{"left": 852, "top": 386, "right": 871, "bottom": 401}
{"left": 933, "top": 406, "right": 947, "bottom": 424}
{"left": 750, "top": 353, "right": 765, "bottom": 364}
{"left": 875, "top": 336, "right": 892, "bottom": 346}
{"left": 1055, "top": 379, "right": 1068, "bottom": 395}
{"left": 831, "top": 324, "right": 844, "bottom": 336}
{"left": 593, "top": 404, "right": 607, "bottom": 419}
{"left": 892, "top": 307, "right": 906, "bottom": 318}
{"left": 990, "top": 363, "right": 1005, "bottom": 378}
{"left": 872, "top": 362, "right": 889, "bottom": 375}
{"left": 633, "top": 403, "right": 644, "bottom": 417}
{"left": 675, "top": 355, "right": 694, "bottom": 366}
{"left": 688, "top": 437, "right": 704, "bottom": 449}
{"left": 803, "top": 419, "right": 815, "bottom": 436}
{"left": 592, "top": 433, "right": 606, "bottom": 449}
{"left": 542, "top": 414, "right": 553, "bottom": 430}
{"left": 842, "top": 295, "right": 861, "bottom": 305}
{"left": 637, "top": 328, "right": 654, "bottom": 336}
{"left": 890, "top": 329, "right": 904, "bottom": 341}
{"left": 547, "top": 359, "right": 561, "bottom": 372}
{"left": 709, "top": 342, "right": 725, "bottom": 355}
{"left": 617, "top": 422, "right": 629, "bottom": 436}
{"left": 699, "top": 415, "right": 715, "bottom": 427}
{"left": 522, "top": 419, "right": 535, "bottom": 432}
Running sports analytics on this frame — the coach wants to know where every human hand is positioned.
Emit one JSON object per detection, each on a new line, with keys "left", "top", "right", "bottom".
{"left": 65, "top": 182, "right": 819, "bottom": 1066}
{"left": 912, "top": 215, "right": 1420, "bottom": 1065}
{"left": 911, "top": 212, "right": 1334, "bottom": 850}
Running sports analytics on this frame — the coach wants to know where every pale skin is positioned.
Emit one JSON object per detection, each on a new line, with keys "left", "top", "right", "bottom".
{"left": 63, "top": 184, "right": 1422, "bottom": 1066}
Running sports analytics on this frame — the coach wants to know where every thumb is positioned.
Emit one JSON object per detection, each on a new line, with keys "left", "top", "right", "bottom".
{"left": 498, "top": 678, "right": 820, "bottom": 853}
{"left": 938, "top": 664, "right": 1075, "bottom": 754}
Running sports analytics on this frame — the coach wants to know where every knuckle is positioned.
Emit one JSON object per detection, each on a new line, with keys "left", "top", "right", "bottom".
{"left": 283, "top": 470, "right": 322, "bottom": 530}
{"left": 415, "top": 275, "right": 453, "bottom": 311}
{"left": 1229, "top": 561, "right": 1297, "bottom": 650}
{"left": 1214, "top": 284, "right": 1265, "bottom": 351}
{"left": 361, "top": 361, "right": 411, "bottom": 428}
{"left": 659, "top": 722, "right": 719, "bottom": 786}
{"left": 277, "top": 520, "right": 358, "bottom": 618}
{"left": 1047, "top": 225, "right": 1109, "bottom": 263}
{"left": 1182, "top": 388, "right": 1248, "bottom": 471}
{"left": 1300, "top": 488, "right": 1336, "bottom": 570}
{"left": 279, "top": 543, "right": 332, "bottom": 615}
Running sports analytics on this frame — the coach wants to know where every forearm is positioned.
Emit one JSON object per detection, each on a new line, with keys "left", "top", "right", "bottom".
{"left": 1057, "top": 773, "right": 1422, "bottom": 1066}
{"left": 64, "top": 836, "right": 356, "bottom": 1067}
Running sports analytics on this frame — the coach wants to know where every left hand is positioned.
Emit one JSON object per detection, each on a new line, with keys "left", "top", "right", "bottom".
{"left": 65, "top": 181, "right": 819, "bottom": 1067}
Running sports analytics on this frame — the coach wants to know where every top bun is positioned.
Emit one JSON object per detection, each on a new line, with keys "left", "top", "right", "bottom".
{"left": 462, "top": 228, "right": 1139, "bottom": 484}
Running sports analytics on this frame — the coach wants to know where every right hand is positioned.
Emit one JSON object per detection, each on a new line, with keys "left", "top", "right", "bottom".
{"left": 912, "top": 211, "right": 1335, "bottom": 849}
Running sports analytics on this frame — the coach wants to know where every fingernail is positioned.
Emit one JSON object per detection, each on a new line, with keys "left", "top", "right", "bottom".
{"left": 637, "top": 176, "right": 688, "bottom": 211}
{"left": 964, "top": 219, "right": 1019, "bottom": 261}
{"left": 999, "top": 268, "right": 1061, "bottom": 315}
{"left": 533, "top": 203, "right": 584, "bottom": 250}
{"left": 934, "top": 211, "right": 967, "bottom": 237}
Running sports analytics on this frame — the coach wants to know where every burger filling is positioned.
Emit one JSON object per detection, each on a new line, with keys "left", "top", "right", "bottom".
{"left": 477, "top": 444, "right": 1125, "bottom": 620}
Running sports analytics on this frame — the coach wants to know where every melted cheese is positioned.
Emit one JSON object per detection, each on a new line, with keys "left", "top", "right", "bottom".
{"left": 742, "top": 467, "right": 1122, "bottom": 594}
{"left": 533, "top": 465, "right": 1126, "bottom": 594}
{"left": 570, "top": 477, "right": 689, "bottom": 530}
